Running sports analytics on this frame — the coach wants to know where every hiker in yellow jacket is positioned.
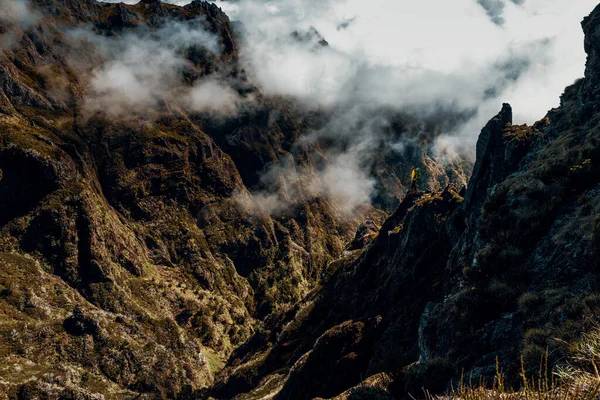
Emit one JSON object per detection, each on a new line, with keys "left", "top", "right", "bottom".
{"left": 410, "top": 167, "right": 421, "bottom": 193}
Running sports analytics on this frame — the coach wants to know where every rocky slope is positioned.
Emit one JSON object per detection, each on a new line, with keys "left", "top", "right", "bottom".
{"left": 0, "top": 0, "right": 469, "bottom": 398}
{"left": 208, "top": 4, "right": 600, "bottom": 400}
{"left": 7, "top": 0, "right": 598, "bottom": 399}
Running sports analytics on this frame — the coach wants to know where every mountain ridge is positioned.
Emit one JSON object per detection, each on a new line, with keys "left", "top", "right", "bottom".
{"left": 209, "top": 7, "right": 600, "bottom": 396}
{"left": 0, "top": 0, "right": 469, "bottom": 398}
{"left": 2, "top": 0, "right": 599, "bottom": 399}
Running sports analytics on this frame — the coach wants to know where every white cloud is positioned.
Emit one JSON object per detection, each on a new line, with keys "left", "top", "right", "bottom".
{"left": 92, "top": 0, "right": 599, "bottom": 212}
{"left": 70, "top": 20, "right": 243, "bottom": 117}
{"left": 207, "top": 0, "right": 596, "bottom": 151}
{"left": 315, "top": 151, "right": 375, "bottom": 213}
{"left": 0, "top": 0, "right": 40, "bottom": 48}
{"left": 240, "top": 146, "right": 375, "bottom": 217}
{"left": 210, "top": 0, "right": 597, "bottom": 210}
{"left": 86, "top": 39, "right": 184, "bottom": 115}
{"left": 0, "top": 0, "right": 38, "bottom": 27}
{"left": 92, "top": 0, "right": 597, "bottom": 132}
{"left": 185, "top": 79, "right": 246, "bottom": 115}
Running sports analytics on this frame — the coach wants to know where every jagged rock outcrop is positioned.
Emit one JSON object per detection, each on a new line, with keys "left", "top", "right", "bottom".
{"left": 462, "top": 103, "right": 513, "bottom": 212}
{"left": 582, "top": 4, "right": 600, "bottom": 104}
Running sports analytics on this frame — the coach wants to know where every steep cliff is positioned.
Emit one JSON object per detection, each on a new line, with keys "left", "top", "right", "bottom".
{"left": 0, "top": 0, "right": 468, "bottom": 398}
{"left": 5, "top": 0, "right": 598, "bottom": 399}
{"left": 210, "top": 4, "right": 600, "bottom": 399}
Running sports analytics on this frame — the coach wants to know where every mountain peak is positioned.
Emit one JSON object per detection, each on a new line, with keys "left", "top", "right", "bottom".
{"left": 581, "top": 4, "right": 600, "bottom": 103}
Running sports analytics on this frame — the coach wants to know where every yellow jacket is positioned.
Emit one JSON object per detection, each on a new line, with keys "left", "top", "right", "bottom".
{"left": 411, "top": 168, "right": 421, "bottom": 181}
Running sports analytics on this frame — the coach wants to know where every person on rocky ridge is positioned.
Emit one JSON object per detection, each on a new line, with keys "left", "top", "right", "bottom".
{"left": 410, "top": 167, "right": 422, "bottom": 193}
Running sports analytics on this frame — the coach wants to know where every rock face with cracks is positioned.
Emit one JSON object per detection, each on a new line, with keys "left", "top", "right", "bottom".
{"left": 0, "top": 0, "right": 468, "bottom": 398}
{"left": 209, "top": 4, "right": 600, "bottom": 399}
{"left": 7, "top": 0, "right": 600, "bottom": 399}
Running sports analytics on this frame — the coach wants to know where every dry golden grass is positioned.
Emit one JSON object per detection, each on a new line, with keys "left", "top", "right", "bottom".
{"left": 416, "top": 352, "right": 600, "bottom": 400}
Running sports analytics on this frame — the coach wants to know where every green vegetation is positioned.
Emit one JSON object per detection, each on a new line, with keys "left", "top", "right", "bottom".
{"left": 348, "top": 386, "right": 395, "bottom": 400}
{"left": 397, "top": 324, "right": 600, "bottom": 400}
{"left": 502, "top": 118, "right": 549, "bottom": 144}
{"left": 415, "top": 192, "right": 443, "bottom": 207}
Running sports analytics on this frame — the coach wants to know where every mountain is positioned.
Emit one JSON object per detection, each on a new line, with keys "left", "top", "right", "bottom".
{"left": 0, "top": 0, "right": 468, "bottom": 398}
{"left": 210, "top": 6, "right": 600, "bottom": 400}
{"left": 2, "top": 0, "right": 600, "bottom": 399}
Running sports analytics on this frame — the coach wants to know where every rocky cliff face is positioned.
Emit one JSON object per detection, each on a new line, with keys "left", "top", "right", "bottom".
{"left": 209, "top": 4, "right": 600, "bottom": 399}
{"left": 0, "top": 0, "right": 468, "bottom": 399}
{"left": 3, "top": 0, "right": 597, "bottom": 399}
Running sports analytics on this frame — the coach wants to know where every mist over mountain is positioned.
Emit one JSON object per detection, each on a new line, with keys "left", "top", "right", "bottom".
{"left": 1, "top": 0, "right": 600, "bottom": 399}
